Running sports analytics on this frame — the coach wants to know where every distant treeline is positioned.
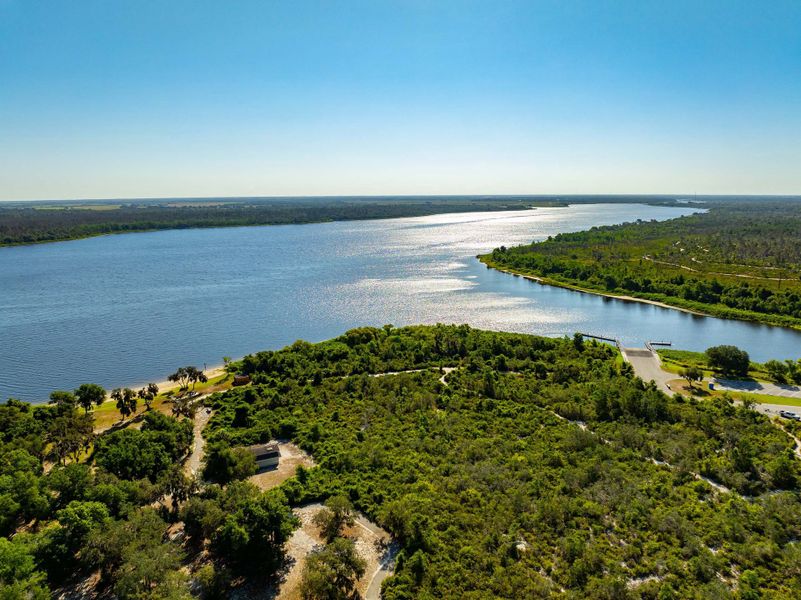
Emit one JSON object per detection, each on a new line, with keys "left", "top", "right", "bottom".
{"left": 482, "top": 199, "right": 801, "bottom": 328}
{"left": 0, "top": 195, "right": 684, "bottom": 246}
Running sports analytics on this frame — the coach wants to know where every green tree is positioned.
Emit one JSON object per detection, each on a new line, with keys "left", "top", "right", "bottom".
{"left": 55, "top": 500, "right": 111, "bottom": 552}
{"left": 212, "top": 489, "right": 298, "bottom": 573}
{"left": 738, "top": 570, "right": 761, "bottom": 600}
{"left": 47, "top": 410, "right": 94, "bottom": 464}
{"left": 87, "top": 508, "right": 183, "bottom": 598}
{"left": 202, "top": 444, "right": 256, "bottom": 485}
{"left": 767, "top": 452, "right": 797, "bottom": 489}
{"left": 300, "top": 537, "right": 366, "bottom": 600}
{"left": 706, "top": 345, "right": 750, "bottom": 377}
{"left": 158, "top": 465, "right": 195, "bottom": 517}
{"left": 764, "top": 360, "right": 789, "bottom": 384}
{"left": 137, "top": 383, "right": 159, "bottom": 411}
{"left": 48, "top": 390, "right": 76, "bottom": 410}
{"left": 195, "top": 564, "right": 231, "bottom": 600}
{"left": 95, "top": 415, "right": 191, "bottom": 482}
{"left": 0, "top": 537, "right": 49, "bottom": 600}
{"left": 74, "top": 383, "right": 107, "bottom": 414}
{"left": 45, "top": 463, "right": 92, "bottom": 509}
{"left": 0, "top": 448, "right": 49, "bottom": 535}
{"left": 313, "top": 495, "right": 355, "bottom": 543}
{"left": 112, "top": 388, "right": 138, "bottom": 420}
{"left": 170, "top": 396, "right": 196, "bottom": 420}
{"left": 168, "top": 366, "right": 208, "bottom": 391}
{"left": 680, "top": 366, "right": 703, "bottom": 389}
{"left": 180, "top": 497, "right": 225, "bottom": 546}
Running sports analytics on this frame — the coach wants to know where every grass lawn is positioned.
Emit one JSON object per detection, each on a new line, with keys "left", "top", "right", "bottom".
{"left": 92, "top": 372, "right": 232, "bottom": 431}
{"left": 658, "top": 349, "right": 771, "bottom": 381}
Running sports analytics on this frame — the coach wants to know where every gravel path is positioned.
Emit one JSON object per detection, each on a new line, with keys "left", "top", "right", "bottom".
{"left": 185, "top": 404, "right": 212, "bottom": 476}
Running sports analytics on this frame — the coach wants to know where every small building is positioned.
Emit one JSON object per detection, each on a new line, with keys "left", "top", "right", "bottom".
{"left": 245, "top": 442, "right": 280, "bottom": 469}
{"left": 233, "top": 374, "right": 251, "bottom": 386}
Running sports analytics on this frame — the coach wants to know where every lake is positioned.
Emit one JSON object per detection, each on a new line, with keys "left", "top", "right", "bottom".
{"left": 2, "top": 202, "right": 801, "bottom": 403}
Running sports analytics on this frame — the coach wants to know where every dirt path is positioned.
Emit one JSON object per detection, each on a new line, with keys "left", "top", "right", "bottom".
{"left": 369, "top": 366, "right": 458, "bottom": 388}
{"left": 644, "top": 255, "right": 793, "bottom": 282}
{"left": 371, "top": 369, "right": 426, "bottom": 377}
{"left": 438, "top": 366, "right": 456, "bottom": 386}
{"left": 185, "top": 405, "right": 212, "bottom": 476}
{"left": 370, "top": 366, "right": 457, "bottom": 387}
{"left": 549, "top": 408, "right": 734, "bottom": 495}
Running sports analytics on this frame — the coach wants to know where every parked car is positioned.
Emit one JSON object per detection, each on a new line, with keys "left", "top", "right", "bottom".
{"left": 779, "top": 410, "right": 800, "bottom": 421}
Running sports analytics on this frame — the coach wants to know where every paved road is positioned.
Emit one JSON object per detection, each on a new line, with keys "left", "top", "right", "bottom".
{"left": 713, "top": 379, "right": 801, "bottom": 400}
{"left": 750, "top": 402, "right": 800, "bottom": 417}
{"left": 364, "top": 539, "right": 399, "bottom": 600}
{"left": 621, "top": 348, "right": 673, "bottom": 394}
{"left": 622, "top": 347, "right": 801, "bottom": 408}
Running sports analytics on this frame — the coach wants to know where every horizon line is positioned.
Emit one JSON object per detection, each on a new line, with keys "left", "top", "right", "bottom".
{"left": 3, "top": 192, "right": 801, "bottom": 204}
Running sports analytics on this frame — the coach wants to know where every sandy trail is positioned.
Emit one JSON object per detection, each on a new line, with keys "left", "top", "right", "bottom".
{"left": 185, "top": 404, "right": 212, "bottom": 476}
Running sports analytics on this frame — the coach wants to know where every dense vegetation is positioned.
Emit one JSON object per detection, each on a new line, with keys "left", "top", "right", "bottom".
{"left": 205, "top": 325, "right": 801, "bottom": 598}
{"left": 0, "top": 384, "right": 298, "bottom": 599}
{"left": 3, "top": 325, "right": 801, "bottom": 598}
{"left": 481, "top": 199, "right": 801, "bottom": 328}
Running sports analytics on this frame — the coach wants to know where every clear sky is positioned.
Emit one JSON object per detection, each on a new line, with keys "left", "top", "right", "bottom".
{"left": 1, "top": 1, "right": 799, "bottom": 200}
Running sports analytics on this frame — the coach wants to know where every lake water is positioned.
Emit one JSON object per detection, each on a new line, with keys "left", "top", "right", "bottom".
{"left": 2, "top": 203, "right": 801, "bottom": 403}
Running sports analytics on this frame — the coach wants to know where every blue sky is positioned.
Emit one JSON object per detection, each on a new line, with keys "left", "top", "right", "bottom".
{"left": 1, "top": 1, "right": 799, "bottom": 200}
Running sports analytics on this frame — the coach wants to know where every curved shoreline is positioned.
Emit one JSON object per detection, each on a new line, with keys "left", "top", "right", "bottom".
{"left": 522, "top": 273, "right": 708, "bottom": 316}
{"left": 480, "top": 258, "right": 801, "bottom": 330}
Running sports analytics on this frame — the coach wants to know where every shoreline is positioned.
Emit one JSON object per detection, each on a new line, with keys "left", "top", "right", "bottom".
{"left": 483, "top": 260, "right": 711, "bottom": 317}
{"left": 518, "top": 273, "right": 710, "bottom": 317}
{"left": 480, "top": 258, "right": 801, "bottom": 331}
{"left": 95, "top": 363, "right": 228, "bottom": 410}
{"left": 128, "top": 363, "right": 228, "bottom": 397}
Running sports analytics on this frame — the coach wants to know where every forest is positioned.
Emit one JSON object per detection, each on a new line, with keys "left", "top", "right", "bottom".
{"left": 2, "top": 325, "right": 800, "bottom": 598}
{"left": 0, "top": 195, "right": 684, "bottom": 246}
{"left": 481, "top": 199, "right": 801, "bottom": 329}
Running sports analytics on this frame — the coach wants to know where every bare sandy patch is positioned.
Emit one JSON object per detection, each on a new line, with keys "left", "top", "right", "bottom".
{"left": 273, "top": 504, "right": 396, "bottom": 600}
{"left": 249, "top": 442, "right": 315, "bottom": 491}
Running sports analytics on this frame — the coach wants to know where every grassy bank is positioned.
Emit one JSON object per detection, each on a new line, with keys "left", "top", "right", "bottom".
{"left": 655, "top": 349, "right": 772, "bottom": 380}
{"left": 35, "top": 370, "right": 235, "bottom": 432}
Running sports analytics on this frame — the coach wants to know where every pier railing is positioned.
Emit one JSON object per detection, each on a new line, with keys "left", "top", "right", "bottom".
{"left": 577, "top": 332, "right": 621, "bottom": 350}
